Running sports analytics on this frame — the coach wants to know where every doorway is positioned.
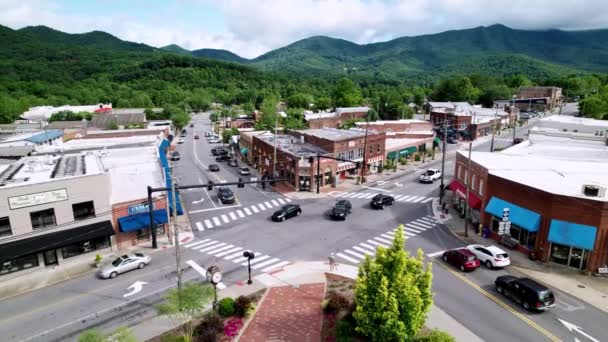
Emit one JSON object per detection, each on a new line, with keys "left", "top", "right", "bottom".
{"left": 43, "top": 250, "right": 58, "bottom": 266}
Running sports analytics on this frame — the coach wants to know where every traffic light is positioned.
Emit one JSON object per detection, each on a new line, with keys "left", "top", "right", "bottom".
{"left": 237, "top": 177, "right": 245, "bottom": 188}
{"left": 207, "top": 180, "right": 214, "bottom": 191}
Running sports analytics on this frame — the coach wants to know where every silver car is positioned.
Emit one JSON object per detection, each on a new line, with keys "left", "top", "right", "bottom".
{"left": 98, "top": 252, "right": 151, "bottom": 279}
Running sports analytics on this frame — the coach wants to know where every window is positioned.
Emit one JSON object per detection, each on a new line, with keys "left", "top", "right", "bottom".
{"left": 347, "top": 150, "right": 355, "bottom": 160}
{"left": 357, "top": 148, "right": 363, "bottom": 158}
{"left": 61, "top": 236, "right": 111, "bottom": 259}
{"left": 1, "top": 254, "right": 39, "bottom": 276}
{"left": 30, "top": 208, "right": 56, "bottom": 230}
{"left": 479, "top": 179, "right": 484, "bottom": 196}
{"left": 457, "top": 165, "right": 461, "bottom": 180}
{"left": 471, "top": 174, "right": 477, "bottom": 191}
{"left": 464, "top": 170, "right": 468, "bottom": 185}
{"left": 72, "top": 201, "right": 95, "bottom": 220}
{"left": 0, "top": 217, "right": 11, "bottom": 237}
{"left": 337, "top": 152, "right": 345, "bottom": 160}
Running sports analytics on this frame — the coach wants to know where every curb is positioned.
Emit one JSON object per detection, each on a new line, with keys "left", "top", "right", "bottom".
{"left": 235, "top": 288, "right": 270, "bottom": 341}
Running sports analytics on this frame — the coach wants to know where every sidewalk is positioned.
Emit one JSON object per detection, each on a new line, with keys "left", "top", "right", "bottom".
{"left": 132, "top": 261, "right": 483, "bottom": 342}
{"left": 430, "top": 198, "right": 608, "bottom": 314}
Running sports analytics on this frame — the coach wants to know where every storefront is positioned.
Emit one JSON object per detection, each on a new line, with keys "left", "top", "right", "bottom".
{"left": 447, "top": 180, "right": 482, "bottom": 225}
{"left": 386, "top": 146, "right": 417, "bottom": 161}
{"left": 117, "top": 209, "right": 169, "bottom": 240}
{"left": 485, "top": 197, "right": 541, "bottom": 250}
{"left": 547, "top": 219, "right": 597, "bottom": 270}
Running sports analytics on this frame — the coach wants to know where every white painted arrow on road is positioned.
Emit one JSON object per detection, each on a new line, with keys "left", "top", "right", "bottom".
{"left": 123, "top": 281, "right": 148, "bottom": 298}
{"left": 394, "top": 182, "right": 403, "bottom": 187}
{"left": 558, "top": 319, "right": 599, "bottom": 342}
{"left": 192, "top": 198, "right": 205, "bottom": 204}
{"left": 376, "top": 181, "right": 387, "bottom": 185}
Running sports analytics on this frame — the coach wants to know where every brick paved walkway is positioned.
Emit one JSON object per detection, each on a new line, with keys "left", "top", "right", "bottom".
{"left": 240, "top": 283, "right": 325, "bottom": 342}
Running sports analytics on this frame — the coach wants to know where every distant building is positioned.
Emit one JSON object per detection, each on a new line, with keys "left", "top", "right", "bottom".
{"left": 304, "top": 107, "right": 369, "bottom": 129}
{"left": 429, "top": 106, "right": 513, "bottom": 140}
{"left": 517, "top": 86, "right": 562, "bottom": 109}
{"left": 0, "top": 130, "right": 64, "bottom": 158}
{"left": 355, "top": 120, "right": 436, "bottom": 162}
{"left": 21, "top": 103, "right": 112, "bottom": 122}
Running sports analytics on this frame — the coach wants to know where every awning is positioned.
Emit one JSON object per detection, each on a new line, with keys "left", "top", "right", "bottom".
{"left": 434, "top": 137, "right": 441, "bottom": 144}
{"left": 399, "top": 146, "right": 417, "bottom": 156}
{"left": 118, "top": 209, "right": 169, "bottom": 233}
{"left": 548, "top": 219, "right": 597, "bottom": 250}
{"left": 387, "top": 151, "right": 397, "bottom": 159}
{"left": 447, "top": 180, "right": 481, "bottom": 209}
{"left": 240, "top": 147, "right": 248, "bottom": 155}
{"left": 485, "top": 196, "right": 540, "bottom": 232}
{"left": 0, "top": 220, "right": 114, "bottom": 263}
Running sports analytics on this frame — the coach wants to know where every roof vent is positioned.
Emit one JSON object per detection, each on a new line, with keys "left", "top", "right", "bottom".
{"left": 582, "top": 185, "right": 602, "bottom": 197}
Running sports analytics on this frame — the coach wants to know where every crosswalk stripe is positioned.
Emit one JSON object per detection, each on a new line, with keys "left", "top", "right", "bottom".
{"left": 200, "top": 242, "right": 226, "bottom": 252}
{"left": 215, "top": 247, "right": 242, "bottom": 257}
{"left": 232, "top": 251, "right": 260, "bottom": 264}
{"left": 334, "top": 192, "right": 347, "bottom": 197}
{"left": 221, "top": 214, "right": 230, "bottom": 223}
{"left": 244, "top": 207, "right": 252, "bottom": 215}
{"left": 252, "top": 258, "right": 281, "bottom": 269}
{"left": 261, "top": 261, "right": 290, "bottom": 273}
{"left": 207, "top": 244, "right": 234, "bottom": 255}
{"left": 264, "top": 201, "right": 273, "bottom": 209}
{"left": 251, "top": 205, "right": 259, "bottom": 213}
{"left": 380, "top": 233, "right": 395, "bottom": 240}
{"left": 412, "top": 220, "right": 434, "bottom": 228}
{"left": 385, "top": 231, "right": 395, "bottom": 236}
{"left": 353, "top": 246, "right": 374, "bottom": 255}
{"left": 403, "top": 196, "right": 419, "bottom": 202}
{"left": 422, "top": 197, "right": 434, "bottom": 203}
{"left": 374, "top": 236, "right": 392, "bottom": 244}
{"left": 362, "top": 193, "right": 376, "bottom": 199}
{"left": 342, "top": 193, "right": 357, "bottom": 198}
{"left": 224, "top": 251, "right": 246, "bottom": 260}
{"left": 404, "top": 227, "right": 423, "bottom": 234}
{"left": 285, "top": 198, "right": 292, "bottom": 202}
{"left": 271, "top": 200, "right": 280, "bottom": 206}
{"left": 344, "top": 249, "right": 366, "bottom": 259}
{"left": 359, "top": 242, "right": 376, "bottom": 251}
{"left": 367, "top": 239, "right": 390, "bottom": 248}
{"left": 229, "top": 212, "right": 237, "bottom": 220}
{"left": 204, "top": 219, "right": 213, "bottom": 229}
{"left": 185, "top": 239, "right": 210, "bottom": 248}
{"left": 237, "top": 210, "right": 245, "bottom": 218}
{"left": 411, "top": 196, "right": 426, "bottom": 203}
{"left": 409, "top": 222, "right": 432, "bottom": 230}
{"left": 421, "top": 217, "right": 438, "bottom": 224}
{"left": 336, "top": 252, "right": 359, "bottom": 263}
{"left": 399, "top": 195, "right": 414, "bottom": 201}
{"left": 277, "top": 198, "right": 286, "bottom": 204}
{"left": 242, "top": 255, "right": 270, "bottom": 266}
{"left": 393, "top": 195, "right": 405, "bottom": 200}
{"left": 195, "top": 241, "right": 220, "bottom": 249}
{"left": 213, "top": 217, "right": 221, "bottom": 226}
{"left": 195, "top": 222, "right": 204, "bottom": 231}
{"left": 258, "top": 204, "right": 266, "bottom": 211}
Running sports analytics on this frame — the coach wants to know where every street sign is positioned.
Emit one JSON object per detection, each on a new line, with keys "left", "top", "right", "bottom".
{"left": 128, "top": 203, "right": 155, "bottom": 215}
{"left": 502, "top": 208, "right": 510, "bottom": 222}
{"left": 504, "top": 221, "right": 511, "bottom": 236}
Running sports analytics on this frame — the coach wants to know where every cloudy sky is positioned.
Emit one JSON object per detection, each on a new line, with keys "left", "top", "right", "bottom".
{"left": 1, "top": 0, "right": 607, "bottom": 58}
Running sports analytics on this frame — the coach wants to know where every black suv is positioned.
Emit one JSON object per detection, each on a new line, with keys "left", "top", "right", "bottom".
{"left": 330, "top": 200, "right": 352, "bottom": 220}
{"left": 495, "top": 276, "right": 555, "bottom": 311}
{"left": 217, "top": 186, "right": 235, "bottom": 204}
{"left": 371, "top": 194, "right": 395, "bottom": 209}
{"left": 212, "top": 148, "right": 228, "bottom": 156}
{"left": 216, "top": 155, "right": 231, "bottom": 162}
{"left": 272, "top": 204, "right": 301, "bottom": 222}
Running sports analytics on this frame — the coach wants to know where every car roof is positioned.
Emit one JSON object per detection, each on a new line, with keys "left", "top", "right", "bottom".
{"left": 517, "top": 278, "right": 550, "bottom": 291}
{"left": 485, "top": 245, "right": 507, "bottom": 254}
{"left": 455, "top": 248, "right": 475, "bottom": 256}
{"left": 335, "top": 199, "right": 350, "bottom": 205}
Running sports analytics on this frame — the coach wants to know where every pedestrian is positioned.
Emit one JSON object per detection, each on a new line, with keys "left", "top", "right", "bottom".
{"left": 329, "top": 253, "right": 336, "bottom": 271}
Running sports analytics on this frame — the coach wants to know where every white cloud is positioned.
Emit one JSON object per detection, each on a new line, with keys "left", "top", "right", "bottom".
{"left": 1, "top": 0, "right": 608, "bottom": 59}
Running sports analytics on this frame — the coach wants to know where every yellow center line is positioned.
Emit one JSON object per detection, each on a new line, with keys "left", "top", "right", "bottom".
{"left": 436, "top": 262, "right": 561, "bottom": 342}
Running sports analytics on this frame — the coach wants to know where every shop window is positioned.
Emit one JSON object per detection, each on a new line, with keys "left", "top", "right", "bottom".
{"left": 137, "top": 229, "right": 151, "bottom": 240}
{"left": 348, "top": 150, "right": 354, "bottom": 160}
{"left": 0, "top": 217, "right": 12, "bottom": 237}
{"left": 72, "top": 201, "right": 96, "bottom": 220}
{"left": 1, "top": 254, "right": 39, "bottom": 276}
{"left": 30, "top": 208, "right": 56, "bottom": 230}
{"left": 376, "top": 144, "right": 380, "bottom": 153}
{"left": 479, "top": 179, "right": 484, "bottom": 196}
{"left": 61, "top": 236, "right": 111, "bottom": 259}
{"left": 357, "top": 148, "right": 363, "bottom": 158}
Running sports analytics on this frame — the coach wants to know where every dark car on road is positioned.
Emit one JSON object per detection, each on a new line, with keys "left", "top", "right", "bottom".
{"left": 495, "top": 276, "right": 555, "bottom": 311}
{"left": 228, "top": 159, "right": 238, "bottom": 167}
{"left": 216, "top": 155, "right": 231, "bottom": 162}
{"left": 272, "top": 204, "right": 301, "bottom": 222}
{"left": 209, "top": 164, "right": 220, "bottom": 172}
{"left": 442, "top": 248, "right": 480, "bottom": 272}
{"left": 217, "top": 186, "right": 235, "bottom": 204}
{"left": 170, "top": 151, "right": 180, "bottom": 161}
{"left": 330, "top": 200, "right": 352, "bottom": 220}
{"left": 194, "top": 135, "right": 200, "bottom": 139}
{"left": 513, "top": 138, "right": 523, "bottom": 144}
{"left": 212, "top": 148, "right": 228, "bottom": 156}
{"left": 370, "top": 194, "right": 394, "bottom": 209}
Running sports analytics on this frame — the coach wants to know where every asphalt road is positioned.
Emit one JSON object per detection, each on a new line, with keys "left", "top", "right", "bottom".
{"left": 3, "top": 104, "right": 604, "bottom": 342}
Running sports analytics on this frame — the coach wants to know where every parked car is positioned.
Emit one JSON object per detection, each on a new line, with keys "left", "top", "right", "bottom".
{"left": 194, "top": 135, "right": 200, "bottom": 139}
{"left": 466, "top": 244, "right": 510, "bottom": 268}
{"left": 208, "top": 138, "right": 221, "bottom": 143}
{"left": 441, "top": 248, "right": 480, "bottom": 272}
{"left": 204, "top": 132, "right": 211, "bottom": 137}
{"left": 513, "top": 138, "right": 523, "bottom": 144}
{"left": 371, "top": 194, "right": 395, "bottom": 209}
{"left": 177, "top": 138, "right": 184, "bottom": 144}
{"left": 228, "top": 159, "right": 238, "bottom": 167}
{"left": 495, "top": 276, "right": 555, "bottom": 311}
{"left": 190, "top": 124, "right": 194, "bottom": 127}
{"left": 216, "top": 155, "right": 231, "bottom": 162}
{"left": 211, "top": 148, "right": 228, "bottom": 156}
{"left": 209, "top": 164, "right": 220, "bottom": 172}
{"left": 330, "top": 200, "right": 352, "bottom": 220}
{"left": 239, "top": 167, "right": 250, "bottom": 175}
{"left": 419, "top": 169, "right": 442, "bottom": 183}
{"left": 272, "top": 204, "right": 301, "bottom": 222}
{"left": 447, "top": 137, "right": 458, "bottom": 144}
{"left": 217, "top": 186, "right": 235, "bottom": 204}
{"left": 99, "top": 252, "right": 151, "bottom": 279}
{"left": 170, "top": 151, "right": 180, "bottom": 161}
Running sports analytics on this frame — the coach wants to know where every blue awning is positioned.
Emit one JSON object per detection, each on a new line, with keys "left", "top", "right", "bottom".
{"left": 485, "top": 197, "right": 541, "bottom": 232}
{"left": 158, "top": 138, "right": 183, "bottom": 215}
{"left": 118, "top": 209, "right": 169, "bottom": 232}
{"left": 241, "top": 147, "right": 248, "bottom": 155}
{"left": 548, "top": 220, "right": 597, "bottom": 250}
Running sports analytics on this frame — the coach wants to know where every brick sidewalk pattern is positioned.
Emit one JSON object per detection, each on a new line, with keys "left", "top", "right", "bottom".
{"left": 240, "top": 283, "right": 325, "bottom": 342}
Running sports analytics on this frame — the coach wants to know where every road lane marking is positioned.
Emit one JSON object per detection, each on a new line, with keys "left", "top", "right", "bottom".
{"left": 185, "top": 239, "right": 210, "bottom": 248}
{"left": 352, "top": 246, "right": 374, "bottom": 255}
{"left": 188, "top": 203, "right": 242, "bottom": 214}
{"left": 342, "top": 193, "right": 356, "bottom": 198}
{"left": 251, "top": 205, "right": 260, "bottom": 213}
{"left": 374, "top": 236, "right": 392, "bottom": 244}
{"left": 258, "top": 204, "right": 266, "bottom": 211}
{"left": 285, "top": 198, "right": 292, "bottom": 202}
{"left": 426, "top": 250, "right": 445, "bottom": 258}
{"left": 207, "top": 244, "right": 235, "bottom": 255}
{"left": 412, "top": 220, "right": 434, "bottom": 228}
{"left": 221, "top": 214, "right": 230, "bottom": 223}
{"left": 199, "top": 242, "right": 226, "bottom": 253}
{"left": 213, "top": 217, "right": 221, "bottom": 226}
{"left": 241, "top": 255, "right": 270, "bottom": 266}
{"left": 361, "top": 186, "right": 392, "bottom": 192}
{"left": 252, "top": 258, "right": 281, "bottom": 269}
{"left": 400, "top": 195, "right": 414, "bottom": 201}
{"left": 344, "top": 249, "right": 365, "bottom": 259}
{"left": 215, "top": 247, "right": 242, "bottom": 257}
{"left": 236, "top": 210, "right": 245, "bottom": 218}
{"left": 195, "top": 222, "right": 204, "bottom": 231}
{"left": 271, "top": 200, "right": 280, "bottom": 206}
{"left": 336, "top": 253, "right": 359, "bottom": 263}
{"left": 261, "top": 261, "right": 290, "bottom": 273}
{"left": 195, "top": 240, "right": 219, "bottom": 249}
{"left": 229, "top": 212, "right": 237, "bottom": 220}
{"left": 244, "top": 207, "right": 252, "bottom": 215}
{"left": 422, "top": 197, "right": 434, "bottom": 203}
{"left": 404, "top": 227, "right": 423, "bottom": 234}
{"left": 367, "top": 239, "right": 390, "bottom": 247}
{"left": 393, "top": 195, "right": 405, "bottom": 200}
{"left": 410, "top": 196, "right": 426, "bottom": 203}
{"left": 359, "top": 242, "right": 376, "bottom": 251}
{"left": 264, "top": 201, "right": 273, "bottom": 209}
{"left": 380, "top": 233, "right": 398, "bottom": 240}
{"left": 204, "top": 219, "right": 213, "bottom": 229}
{"left": 232, "top": 251, "right": 261, "bottom": 263}
{"left": 277, "top": 198, "right": 286, "bottom": 204}
{"left": 224, "top": 251, "right": 245, "bottom": 260}
{"left": 409, "top": 222, "right": 432, "bottom": 230}
{"left": 186, "top": 260, "right": 207, "bottom": 279}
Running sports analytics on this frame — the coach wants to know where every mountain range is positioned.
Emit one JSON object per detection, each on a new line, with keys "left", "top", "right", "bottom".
{"left": 3, "top": 23, "right": 608, "bottom": 81}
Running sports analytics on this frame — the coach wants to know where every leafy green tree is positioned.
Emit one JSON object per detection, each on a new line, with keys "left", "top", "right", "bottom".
{"left": 366, "top": 107, "right": 380, "bottom": 121}
{"left": 333, "top": 78, "right": 363, "bottom": 107}
{"left": 579, "top": 95, "right": 607, "bottom": 119}
{"left": 354, "top": 225, "right": 433, "bottom": 341}
{"left": 431, "top": 76, "right": 479, "bottom": 102}
{"left": 156, "top": 282, "right": 214, "bottom": 342}
{"left": 209, "top": 111, "right": 220, "bottom": 123}
{"left": 286, "top": 93, "right": 313, "bottom": 109}
{"left": 411, "top": 87, "right": 426, "bottom": 107}
{"left": 282, "top": 108, "right": 308, "bottom": 129}
{"left": 504, "top": 74, "right": 533, "bottom": 88}
{"left": 163, "top": 105, "right": 190, "bottom": 131}
{"left": 222, "top": 127, "right": 240, "bottom": 143}
{"left": 78, "top": 330, "right": 105, "bottom": 342}
{"left": 256, "top": 95, "right": 278, "bottom": 130}
{"left": 339, "top": 117, "right": 364, "bottom": 129}
{"left": 478, "top": 84, "right": 512, "bottom": 107}
{"left": 315, "top": 96, "right": 332, "bottom": 111}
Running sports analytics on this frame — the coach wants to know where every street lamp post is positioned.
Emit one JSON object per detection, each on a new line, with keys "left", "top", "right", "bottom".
{"left": 464, "top": 141, "right": 472, "bottom": 238}
{"left": 243, "top": 251, "right": 255, "bottom": 285}
{"left": 207, "top": 266, "right": 222, "bottom": 310}
{"left": 439, "top": 117, "right": 448, "bottom": 204}
{"left": 512, "top": 95, "right": 517, "bottom": 143}
{"left": 490, "top": 110, "right": 497, "bottom": 152}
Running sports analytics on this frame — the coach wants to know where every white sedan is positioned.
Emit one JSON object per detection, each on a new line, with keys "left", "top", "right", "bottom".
{"left": 419, "top": 169, "right": 442, "bottom": 183}
{"left": 98, "top": 252, "right": 151, "bottom": 279}
{"left": 466, "top": 244, "right": 510, "bottom": 268}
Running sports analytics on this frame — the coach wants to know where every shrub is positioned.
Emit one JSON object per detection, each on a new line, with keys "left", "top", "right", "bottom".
{"left": 234, "top": 295, "right": 253, "bottom": 317}
{"left": 217, "top": 297, "right": 236, "bottom": 317}
{"left": 413, "top": 329, "right": 456, "bottom": 342}
{"left": 414, "top": 154, "right": 421, "bottom": 161}
{"left": 194, "top": 312, "right": 223, "bottom": 342}
{"left": 335, "top": 319, "right": 353, "bottom": 342}
{"left": 321, "top": 299, "right": 330, "bottom": 311}
{"left": 325, "top": 292, "right": 350, "bottom": 313}
{"left": 223, "top": 317, "right": 244, "bottom": 338}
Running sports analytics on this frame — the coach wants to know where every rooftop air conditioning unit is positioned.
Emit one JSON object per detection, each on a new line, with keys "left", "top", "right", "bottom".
{"left": 582, "top": 185, "right": 604, "bottom": 197}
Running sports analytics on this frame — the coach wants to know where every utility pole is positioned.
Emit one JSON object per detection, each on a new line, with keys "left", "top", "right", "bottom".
{"left": 316, "top": 152, "right": 321, "bottom": 194}
{"left": 359, "top": 110, "right": 370, "bottom": 185}
{"left": 439, "top": 118, "right": 448, "bottom": 204}
{"left": 464, "top": 141, "right": 472, "bottom": 238}
{"left": 512, "top": 95, "right": 517, "bottom": 143}
{"left": 169, "top": 165, "right": 182, "bottom": 290}
{"left": 490, "top": 110, "right": 496, "bottom": 152}
{"left": 272, "top": 111, "right": 279, "bottom": 177}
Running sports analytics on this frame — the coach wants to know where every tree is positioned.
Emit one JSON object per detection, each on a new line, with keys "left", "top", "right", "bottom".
{"left": 431, "top": 76, "right": 479, "bottom": 103}
{"left": 579, "top": 95, "right": 607, "bottom": 119}
{"left": 315, "top": 96, "right": 332, "bottom": 111}
{"left": 504, "top": 74, "right": 533, "bottom": 89}
{"left": 333, "top": 78, "right": 363, "bottom": 108}
{"left": 78, "top": 330, "right": 105, "bottom": 342}
{"left": 354, "top": 225, "right": 433, "bottom": 341}
{"left": 411, "top": 87, "right": 426, "bottom": 107}
{"left": 282, "top": 108, "right": 308, "bottom": 129}
{"left": 156, "top": 282, "right": 214, "bottom": 342}
{"left": 339, "top": 117, "right": 364, "bottom": 129}
{"left": 366, "top": 107, "right": 380, "bottom": 121}
{"left": 222, "top": 127, "right": 240, "bottom": 143}
{"left": 256, "top": 95, "right": 278, "bottom": 130}
{"left": 286, "top": 93, "right": 312, "bottom": 109}
{"left": 163, "top": 105, "right": 190, "bottom": 131}
{"left": 78, "top": 327, "right": 137, "bottom": 342}
{"left": 478, "top": 84, "right": 512, "bottom": 108}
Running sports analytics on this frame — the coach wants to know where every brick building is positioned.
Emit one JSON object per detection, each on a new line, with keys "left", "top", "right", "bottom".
{"left": 355, "top": 120, "right": 436, "bottom": 162}
{"left": 430, "top": 107, "right": 513, "bottom": 140}
{"left": 517, "top": 86, "right": 562, "bottom": 109}
{"left": 448, "top": 117, "right": 608, "bottom": 273}
{"left": 304, "top": 107, "right": 369, "bottom": 129}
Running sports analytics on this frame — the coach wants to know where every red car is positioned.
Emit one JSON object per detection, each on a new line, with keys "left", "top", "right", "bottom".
{"left": 442, "top": 248, "right": 480, "bottom": 272}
